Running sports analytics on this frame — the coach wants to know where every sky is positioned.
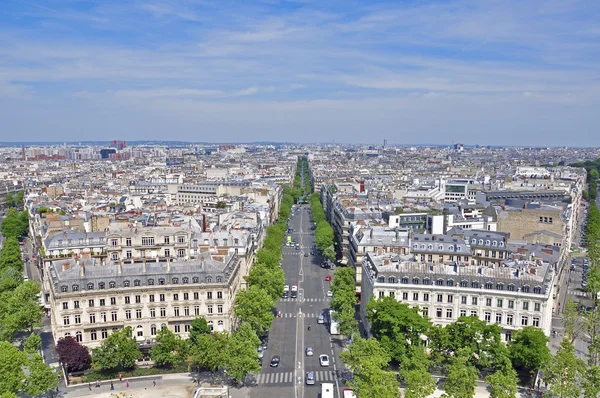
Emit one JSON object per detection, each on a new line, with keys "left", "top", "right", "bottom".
{"left": 0, "top": 0, "right": 599, "bottom": 146}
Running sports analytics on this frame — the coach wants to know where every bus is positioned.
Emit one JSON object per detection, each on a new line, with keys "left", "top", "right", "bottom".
{"left": 321, "top": 383, "right": 334, "bottom": 398}
{"left": 328, "top": 310, "right": 339, "bottom": 335}
{"left": 343, "top": 388, "right": 357, "bottom": 398}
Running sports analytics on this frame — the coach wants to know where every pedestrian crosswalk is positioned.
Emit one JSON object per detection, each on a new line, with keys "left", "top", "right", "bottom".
{"left": 254, "top": 370, "right": 336, "bottom": 385}
{"left": 567, "top": 289, "right": 591, "bottom": 298}
{"left": 277, "top": 312, "right": 323, "bottom": 318}
{"left": 279, "top": 297, "right": 328, "bottom": 302}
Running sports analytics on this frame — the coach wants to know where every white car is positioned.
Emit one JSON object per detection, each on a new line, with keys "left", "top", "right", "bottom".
{"left": 319, "top": 354, "right": 330, "bottom": 367}
{"left": 284, "top": 284, "right": 290, "bottom": 292}
{"left": 327, "top": 290, "right": 333, "bottom": 297}
{"left": 306, "top": 347, "right": 314, "bottom": 356}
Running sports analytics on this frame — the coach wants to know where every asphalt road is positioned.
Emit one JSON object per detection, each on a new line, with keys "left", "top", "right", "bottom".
{"left": 250, "top": 204, "right": 345, "bottom": 398}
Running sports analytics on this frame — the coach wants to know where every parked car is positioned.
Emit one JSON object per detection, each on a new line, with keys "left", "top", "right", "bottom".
{"left": 327, "top": 290, "right": 333, "bottom": 297}
{"left": 319, "top": 355, "right": 330, "bottom": 367}
{"left": 306, "top": 347, "right": 314, "bottom": 356}
{"left": 317, "top": 315, "right": 325, "bottom": 324}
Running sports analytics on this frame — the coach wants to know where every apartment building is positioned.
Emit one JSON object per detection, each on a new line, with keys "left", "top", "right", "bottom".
{"left": 45, "top": 253, "right": 241, "bottom": 348}
{"left": 360, "top": 252, "right": 556, "bottom": 342}
{"left": 44, "top": 231, "right": 106, "bottom": 258}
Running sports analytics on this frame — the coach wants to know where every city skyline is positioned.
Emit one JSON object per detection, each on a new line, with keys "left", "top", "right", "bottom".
{"left": 1, "top": 0, "right": 599, "bottom": 145}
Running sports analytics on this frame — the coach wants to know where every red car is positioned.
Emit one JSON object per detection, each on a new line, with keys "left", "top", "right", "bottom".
{"left": 325, "top": 276, "right": 332, "bottom": 281}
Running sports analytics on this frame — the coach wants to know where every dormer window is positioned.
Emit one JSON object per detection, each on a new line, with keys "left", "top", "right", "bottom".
{"left": 457, "top": 246, "right": 462, "bottom": 252}
{"left": 436, "top": 279, "right": 444, "bottom": 286}
{"left": 388, "top": 277, "right": 396, "bottom": 284}
{"left": 412, "top": 278, "right": 419, "bottom": 285}
{"left": 401, "top": 277, "right": 409, "bottom": 284}
{"left": 447, "top": 279, "right": 454, "bottom": 287}
{"left": 98, "top": 282, "right": 105, "bottom": 290}
{"left": 507, "top": 284, "right": 515, "bottom": 291}
{"left": 438, "top": 245, "right": 444, "bottom": 250}
{"left": 172, "top": 277, "right": 179, "bottom": 284}
{"left": 72, "top": 284, "right": 79, "bottom": 292}
{"left": 479, "top": 239, "right": 484, "bottom": 245}
{"left": 471, "top": 281, "right": 479, "bottom": 289}
{"left": 87, "top": 283, "right": 94, "bottom": 290}
{"left": 182, "top": 277, "right": 189, "bottom": 284}
{"left": 522, "top": 285, "right": 530, "bottom": 293}
{"left": 533, "top": 286, "right": 542, "bottom": 294}
{"left": 460, "top": 280, "right": 468, "bottom": 287}
{"left": 471, "top": 239, "right": 476, "bottom": 244}
{"left": 428, "top": 244, "right": 433, "bottom": 250}
{"left": 423, "top": 278, "right": 431, "bottom": 285}
{"left": 499, "top": 242, "right": 505, "bottom": 247}
{"left": 485, "top": 282, "right": 493, "bottom": 289}
{"left": 123, "top": 280, "right": 130, "bottom": 287}
{"left": 216, "top": 276, "right": 223, "bottom": 283}
{"left": 148, "top": 279, "right": 155, "bottom": 286}
{"left": 378, "top": 276, "right": 385, "bottom": 283}
{"left": 206, "top": 276, "right": 212, "bottom": 283}
{"left": 192, "top": 277, "right": 199, "bottom": 283}
{"left": 158, "top": 278, "right": 165, "bottom": 285}
{"left": 420, "top": 244, "right": 425, "bottom": 249}
{"left": 496, "top": 283, "right": 504, "bottom": 291}
{"left": 109, "top": 281, "right": 116, "bottom": 288}
{"left": 61, "top": 285, "right": 68, "bottom": 292}
{"left": 134, "top": 280, "right": 140, "bottom": 287}
{"left": 486, "top": 240, "right": 490, "bottom": 245}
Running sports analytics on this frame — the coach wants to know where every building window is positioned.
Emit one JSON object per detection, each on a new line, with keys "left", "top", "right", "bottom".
{"left": 63, "top": 316, "right": 70, "bottom": 326}
{"left": 88, "top": 299, "right": 95, "bottom": 307}
{"left": 208, "top": 321, "right": 214, "bottom": 331}
{"left": 160, "top": 308, "right": 166, "bottom": 317}
{"left": 164, "top": 236, "right": 170, "bottom": 244}
{"left": 534, "top": 302, "right": 541, "bottom": 311}
{"left": 137, "top": 326, "right": 143, "bottom": 337}
{"left": 98, "top": 282, "right": 105, "bottom": 290}
{"left": 123, "top": 280, "right": 130, "bottom": 287}
{"left": 507, "top": 314, "right": 513, "bottom": 325}
{"left": 194, "top": 305, "right": 200, "bottom": 316}
{"left": 436, "top": 279, "right": 444, "bottom": 286}
{"left": 217, "top": 305, "right": 223, "bottom": 313}
{"left": 150, "top": 308, "right": 156, "bottom": 318}
{"left": 486, "top": 298, "right": 492, "bottom": 306}
{"left": 447, "top": 280, "right": 454, "bottom": 287}
{"left": 495, "top": 313, "right": 502, "bottom": 323}
{"left": 178, "top": 236, "right": 185, "bottom": 244}
{"left": 507, "top": 284, "right": 515, "bottom": 292}
{"left": 100, "top": 312, "right": 106, "bottom": 322}
{"left": 217, "top": 291, "right": 223, "bottom": 299}
{"left": 174, "top": 307, "right": 180, "bottom": 317}
{"left": 125, "top": 297, "right": 131, "bottom": 304}
{"left": 111, "top": 253, "right": 118, "bottom": 261}
{"left": 89, "top": 314, "right": 96, "bottom": 323}
{"left": 413, "top": 293, "right": 419, "bottom": 301}
{"left": 76, "top": 331, "right": 82, "bottom": 342}
{"left": 460, "top": 280, "right": 468, "bottom": 288}
{"left": 402, "top": 292, "right": 409, "bottom": 300}
{"left": 436, "top": 308, "right": 442, "bottom": 318}
{"left": 173, "top": 294, "right": 179, "bottom": 301}
{"left": 74, "top": 300, "right": 80, "bottom": 309}
{"left": 461, "top": 296, "right": 467, "bottom": 304}
{"left": 508, "top": 300, "right": 514, "bottom": 309}
{"left": 207, "top": 305, "right": 213, "bottom": 314}
{"left": 484, "top": 312, "right": 491, "bottom": 323}
{"left": 460, "top": 309, "right": 467, "bottom": 317}
{"left": 87, "top": 283, "right": 94, "bottom": 290}
{"left": 183, "top": 277, "right": 189, "bottom": 284}
{"left": 126, "top": 238, "right": 132, "bottom": 247}
{"left": 207, "top": 292, "right": 213, "bottom": 300}
{"left": 423, "top": 293, "right": 429, "bottom": 301}
{"left": 496, "top": 283, "right": 504, "bottom": 291}
{"left": 522, "top": 285, "right": 530, "bottom": 293}
{"left": 90, "top": 330, "right": 97, "bottom": 341}
{"left": 472, "top": 297, "right": 478, "bottom": 305}
{"left": 422, "top": 307, "right": 429, "bottom": 317}
{"left": 165, "top": 249, "right": 171, "bottom": 258}
{"left": 98, "top": 299, "right": 105, "bottom": 306}
{"left": 423, "top": 278, "right": 431, "bottom": 285}
{"left": 151, "top": 324, "right": 157, "bottom": 335}
{"left": 62, "top": 302, "right": 69, "bottom": 310}
{"left": 148, "top": 279, "right": 155, "bottom": 286}
{"left": 447, "top": 295, "right": 453, "bottom": 303}
{"left": 533, "top": 287, "right": 542, "bottom": 294}
{"left": 523, "top": 302, "right": 529, "bottom": 310}
{"left": 532, "top": 317, "right": 540, "bottom": 327}
{"left": 471, "top": 281, "right": 479, "bottom": 289}
{"left": 150, "top": 295, "right": 155, "bottom": 302}
{"left": 521, "top": 316, "right": 529, "bottom": 326}
{"left": 193, "top": 277, "right": 199, "bottom": 284}
{"left": 194, "top": 292, "right": 199, "bottom": 300}
{"left": 172, "top": 277, "right": 179, "bottom": 284}
{"left": 505, "top": 331, "right": 512, "bottom": 341}
{"left": 74, "top": 314, "right": 81, "bottom": 324}
{"left": 183, "top": 293, "right": 189, "bottom": 300}
{"left": 446, "top": 309, "right": 453, "bottom": 318}
{"left": 159, "top": 278, "right": 165, "bottom": 285}
{"left": 134, "top": 309, "right": 141, "bottom": 319}
{"left": 111, "top": 312, "right": 117, "bottom": 321}
{"left": 134, "top": 279, "right": 141, "bottom": 287}
{"left": 125, "top": 310, "right": 131, "bottom": 320}
{"left": 184, "top": 306, "right": 190, "bottom": 316}
{"left": 101, "top": 329, "right": 108, "bottom": 339}
{"left": 61, "top": 285, "right": 69, "bottom": 293}
{"left": 160, "top": 294, "right": 165, "bottom": 302}
{"left": 175, "top": 323, "right": 181, "bottom": 333}
{"left": 142, "top": 236, "right": 155, "bottom": 246}
{"left": 471, "top": 310, "right": 478, "bottom": 317}
{"left": 437, "top": 294, "right": 443, "bottom": 303}
{"left": 412, "top": 278, "right": 419, "bottom": 285}
{"left": 135, "top": 295, "right": 141, "bottom": 303}
{"left": 178, "top": 249, "right": 185, "bottom": 258}
{"left": 485, "top": 282, "right": 493, "bottom": 289}
{"left": 216, "top": 276, "right": 223, "bottom": 283}
{"left": 497, "top": 299, "right": 503, "bottom": 308}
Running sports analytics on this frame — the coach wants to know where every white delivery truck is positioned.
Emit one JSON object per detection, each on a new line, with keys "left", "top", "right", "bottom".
{"left": 321, "top": 383, "right": 334, "bottom": 398}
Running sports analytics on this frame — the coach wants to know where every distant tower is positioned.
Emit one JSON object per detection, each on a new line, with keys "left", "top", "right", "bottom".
{"left": 22, "top": 146, "right": 26, "bottom": 161}
{"left": 383, "top": 138, "right": 388, "bottom": 148}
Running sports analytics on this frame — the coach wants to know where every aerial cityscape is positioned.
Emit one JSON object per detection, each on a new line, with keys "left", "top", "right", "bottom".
{"left": 1, "top": 1, "right": 600, "bottom": 398}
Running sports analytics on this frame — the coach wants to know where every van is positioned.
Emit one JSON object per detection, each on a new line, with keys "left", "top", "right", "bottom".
{"left": 321, "top": 383, "right": 334, "bottom": 398}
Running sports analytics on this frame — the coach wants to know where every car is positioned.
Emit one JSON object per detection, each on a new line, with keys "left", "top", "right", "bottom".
{"left": 258, "top": 347, "right": 265, "bottom": 359}
{"left": 325, "top": 276, "right": 332, "bottom": 281}
{"left": 270, "top": 356, "right": 280, "bottom": 367}
{"left": 284, "top": 284, "right": 290, "bottom": 292}
{"left": 305, "top": 372, "right": 315, "bottom": 385}
{"left": 304, "top": 252, "right": 309, "bottom": 257}
{"left": 296, "top": 245, "right": 301, "bottom": 250}
{"left": 327, "top": 290, "right": 333, "bottom": 297}
{"left": 310, "top": 251, "right": 314, "bottom": 255}
{"left": 291, "top": 284, "right": 298, "bottom": 292}
{"left": 317, "top": 315, "right": 325, "bottom": 324}
{"left": 306, "top": 347, "right": 314, "bottom": 356}
{"left": 319, "top": 355, "right": 330, "bottom": 367}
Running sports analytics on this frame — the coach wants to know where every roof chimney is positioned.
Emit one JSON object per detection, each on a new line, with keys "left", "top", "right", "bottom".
{"left": 79, "top": 261, "right": 85, "bottom": 277}
{"left": 200, "top": 255, "right": 205, "bottom": 272}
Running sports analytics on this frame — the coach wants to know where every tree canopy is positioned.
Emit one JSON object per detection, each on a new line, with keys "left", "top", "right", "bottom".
{"left": 92, "top": 327, "right": 141, "bottom": 371}
{"left": 56, "top": 336, "right": 92, "bottom": 373}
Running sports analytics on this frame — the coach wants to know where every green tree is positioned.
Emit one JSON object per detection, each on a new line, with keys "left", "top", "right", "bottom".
{"left": 442, "top": 353, "right": 478, "bottom": 398}
{"left": 225, "top": 322, "right": 261, "bottom": 383}
{"left": 404, "top": 369, "right": 436, "bottom": 398}
{"left": 336, "top": 309, "right": 359, "bottom": 337}
{"left": 246, "top": 262, "right": 285, "bottom": 301}
{"left": 216, "top": 201, "right": 227, "bottom": 208}
{"left": 0, "top": 341, "right": 26, "bottom": 395}
{"left": 23, "top": 354, "right": 59, "bottom": 396}
{"left": 191, "top": 332, "right": 230, "bottom": 371}
{"left": 545, "top": 339, "right": 585, "bottom": 398}
{"left": 23, "top": 332, "right": 42, "bottom": 354}
{"left": 348, "top": 365, "right": 399, "bottom": 398}
{"left": 322, "top": 245, "right": 336, "bottom": 262}
{"left": 151, "top": 327, "right": 187, "bottom": 367}
{"left": 234, "top": 286, "right": 275, "bottom": 335}
{"left": 0, "top": 280, "right": 42, "bottom": 339}
{"left": 255, "top": 248, "right": 280, "bottom": 269}
{"left": 92, "top": 327, "right": 141, "bottom": 370}
{"left": 486, "top": 367, "right": 518, "bottom": 398}
{"left": 188, "top": 317, "right": 212, "bottom": 347}
{"left": 508, "top": 326, "right": 550, "bottom": 374}
{"left": 582, "top": 365, "right": 600, "bottom": 398}
{"left": 340, "top": 337, "right": 390, "bottom": 373}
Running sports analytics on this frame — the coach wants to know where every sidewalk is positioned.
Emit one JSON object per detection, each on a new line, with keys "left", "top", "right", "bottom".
{"left": 56, "top": 373, "right": 250, "bottom": 398}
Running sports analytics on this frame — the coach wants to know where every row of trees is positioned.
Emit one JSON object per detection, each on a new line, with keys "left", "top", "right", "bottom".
{"left": 4, "top": 190, "right": 24, "bottom": 209}
{"left": 570, "top": 158, "right": 600, "bottom": 200}
{"left": 330, "top": 267, "right": 359, "bottom": 336}
{"left": 310, "top": 192, "right": 335, "bottom": 261}
{"left": 1, "top": 207, "right": 29, "bottom": 240}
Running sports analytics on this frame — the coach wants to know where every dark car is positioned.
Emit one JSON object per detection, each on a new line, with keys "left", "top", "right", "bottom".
{"left": 270, "top": 355, "right": 280, "bottom": 367}
{"left": 304, "top": 252, "right": 309, "bottom": 257}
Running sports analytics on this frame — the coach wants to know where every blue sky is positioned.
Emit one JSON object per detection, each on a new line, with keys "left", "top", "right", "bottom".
{"left": 0, "top": 0, "right": 599, "bottom": 145}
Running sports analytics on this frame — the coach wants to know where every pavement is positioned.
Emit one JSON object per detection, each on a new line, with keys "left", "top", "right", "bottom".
{"left": 249, "top": 199, "right": 347, "bottom": 398}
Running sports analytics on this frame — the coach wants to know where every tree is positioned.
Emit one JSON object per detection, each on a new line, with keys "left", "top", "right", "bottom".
{"left": 0, "top": 280, "right": 42, "bottom": 340}
{"left": 151, "top": 327, "right": 187, "bottom": 367}
{"left": 404, "top": 369, "right": 436, "bottom": 398}
{"left": 216, "top": 201, "right": 227, "bottom": 209}
{"left": 234, "top": 286, "right": 275, "bottom": 335}
{"left": 348, "top": 365, "right": 399, "bottom": 398}
{"left": 582, "top": 365, "right": 600, "bottom": 398}
{"left": 23, "top": 354, "right": 59, "bottom": 396}
{"left": 0, "top": 341, "right": 26, "bottom": 395}
{"left": 323, "top": 245, "right": 336, "bottom": 262}
{"left": 508, "top": 326, "right": 550, "bottom": 374}
{"left": 56, "top": 336, "right": 91, "bottom": 372}
{"left": 255, "top": 248, "right": 280, "bottom": 269}
{"left": 340, "top": 337, "right": 390, "bottom": 373}
{"left": 545, "top": 339, "right": 585, "bottom": 398}
{"left": 23, "top": 332, "right": 42, "bottom": 354}
{"left": 245, "top": 262, "right": 285, "bottom": 301}
{"left": 563, "top": 299, "right": 585, "bottom": 344}
{"left": 336, "top": 309, "right": 359, "bottom": 337}
{"left": 442, "top": 353, "right": 478, "bottom": 398}
{"left": 191, "top": 332, "right": 230, "bottom": 372}
{"left": 92, "top": 327, "right": 141, "bottom": 371}
{"left": 486, "top": 368, "right": 518, "bottom": 398}
{"left": 188, "top": 317, "right": 212, "bottom": 347}
{"left": 225, "top": 322, "right": 261, "bottom": 383}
